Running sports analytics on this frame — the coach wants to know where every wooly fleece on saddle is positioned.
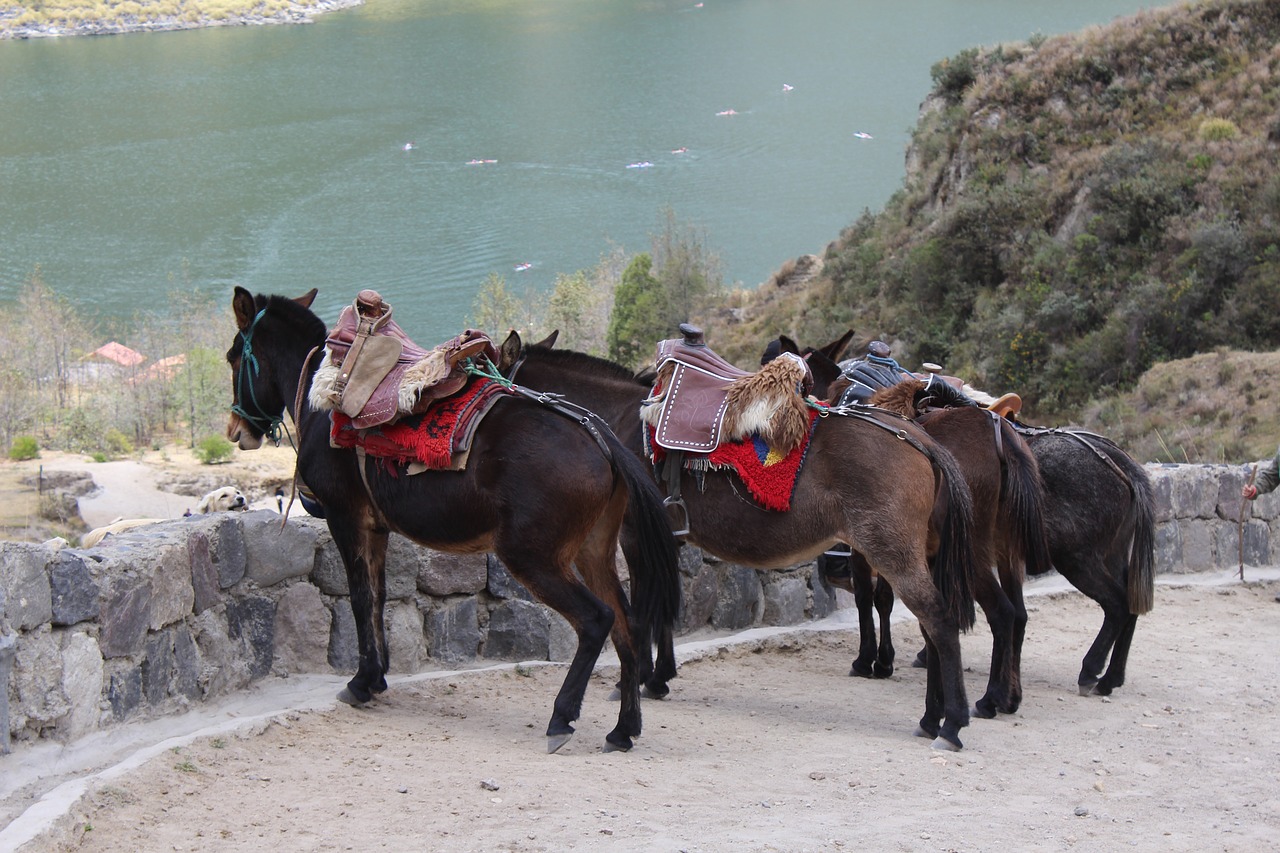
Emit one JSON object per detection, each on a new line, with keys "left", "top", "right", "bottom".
{"left": 308, "top": 347, "right": 454, "bottom": 419}
{"left": 642, "top": 353, "right": 813, "bottom": 455}
{"left": 868, "top": 378, "right": 926, "bottom": 419}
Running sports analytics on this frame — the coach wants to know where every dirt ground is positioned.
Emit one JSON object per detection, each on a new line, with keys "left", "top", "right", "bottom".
{"left": 0, "top": 444, "right": 302, "bottom": 542}
{"left": 7, "top": 577, "right": 1280, "bottom": 853}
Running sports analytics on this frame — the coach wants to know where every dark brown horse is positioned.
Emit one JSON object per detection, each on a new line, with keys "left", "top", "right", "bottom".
{"left": 502, "top": 335, "right": 983, "bottom": 750}
{"left": 775, "top": 339, "right": 1052, "bottom": 717}
{"left": 801, "top": 338, "right": 1154, "bottom": 700}
{"left": 224, "top": 288, "right": 681, "bottom": 753}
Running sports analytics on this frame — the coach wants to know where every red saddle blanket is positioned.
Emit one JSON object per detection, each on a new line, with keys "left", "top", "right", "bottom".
{"left": 648, "top": 409, "right": 819, "bottom": 512}
{"left": 330, "top": 378, "right": 509, "bottom": 470}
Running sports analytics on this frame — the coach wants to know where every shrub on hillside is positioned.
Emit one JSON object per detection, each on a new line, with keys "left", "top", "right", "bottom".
{"left": 195, "top": 434, "right": 235, "bottom": 465}
{"left": 8, "top": 436, "right": 39, "bottom": 461}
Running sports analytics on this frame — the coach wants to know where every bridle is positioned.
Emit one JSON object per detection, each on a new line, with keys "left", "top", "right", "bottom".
{"left": 231, "top": 307, "right": 286, "bottom": 443}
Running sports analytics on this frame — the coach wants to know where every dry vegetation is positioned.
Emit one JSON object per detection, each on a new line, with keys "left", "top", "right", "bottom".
{"left": 0, "top": 0, "right": 357, "bottom": 37}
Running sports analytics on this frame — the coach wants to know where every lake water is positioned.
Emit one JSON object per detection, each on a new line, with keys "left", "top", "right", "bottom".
{"left": 1, "top": 0, "right": 1158, "bottom": 339}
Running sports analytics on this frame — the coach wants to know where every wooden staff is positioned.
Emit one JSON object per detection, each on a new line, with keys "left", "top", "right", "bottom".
{"left": 1239, "top": 463, "right": 1257, "bottom": 581}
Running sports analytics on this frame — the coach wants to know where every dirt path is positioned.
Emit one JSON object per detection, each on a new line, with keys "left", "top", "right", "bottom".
{"left": 7, "top": 576, "right": 1280, "bottom": 852}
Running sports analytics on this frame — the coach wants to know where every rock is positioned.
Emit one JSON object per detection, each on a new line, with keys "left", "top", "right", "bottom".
{"left": 328, "top": 602, "right": 360, "bottom": 672}
{"left": 711, "top": 564, "right": 763, "bottom": 630}
{"left": 487, "top": 555, "right": 533, "bottom": 601}
{"left": 386, "top": 600, "right": 425, "bottom": 671}
{"left": 484, "top": 599, "right": 550, "bottom": 660}
{"left": 98, "top": 572, "right": 153, "bottom": 659}
{"left": 242, "top": 511, "right": 319, "bottom": 586}
{"left": 424, "top": 597, "right": 480, "bottom": 664}
{"left": 226, "top": 596, "right": 276, "bottom": 680}
{"left": 0, "top": 543, "right": 53, "bottom": 631}
{"left": 418, "top": 550, "right": 487, "bottom": 597}
{"left": 49, "top": 549, "right": 99, "bottom": 626}
{"left": 273, "top": 584, "right": 332, "bottom": 674}
{"left": 762, "top": 574, "right": 807, "bottom": 626}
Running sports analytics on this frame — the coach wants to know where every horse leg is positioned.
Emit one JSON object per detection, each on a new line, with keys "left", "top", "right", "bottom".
{"left": 972, "top": 568, "right": 1018, "bottom": 719}
{"left": 872, "top": 575, "right": 897, "bottom": 678}
{"left": 848, "top": 554, "right": 881, "bottom": 678}
{"left": 1058, "top": 559, "right": 1128, "bottom": 695}
{"left": 329, "top": 511, "right": 391, "bottom": 706}
{"left": 621, "top": 530, "right": 677, "bottom": 700}
{"left": 576, "top": 513, "right": 645, "bottom": 751}
{"left": 899, "top": 589, "right": 970, "bottom": 750}
{"left": 1001, "top": 559, "right": 1029, "bottom": 714}
{"left": 504, "top": 551, "right": 621, "bottom": 753}
{"left": 1095, "top": 612, "right": 1139, "bottom": 695}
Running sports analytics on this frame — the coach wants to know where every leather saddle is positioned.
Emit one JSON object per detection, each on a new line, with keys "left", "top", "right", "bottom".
{"left": 645, "top": 324, "right": 811, "bottom": 454}
{"left": 311, "top": 290, "right": 497, "bottom": 430}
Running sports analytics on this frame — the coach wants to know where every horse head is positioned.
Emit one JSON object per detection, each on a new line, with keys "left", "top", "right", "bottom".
{"left": 226, "top": 286, "right": 319, "bottom": 450}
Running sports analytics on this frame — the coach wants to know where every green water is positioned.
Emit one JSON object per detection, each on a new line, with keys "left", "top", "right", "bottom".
{"left": 0, "top": 0, "right": 1159, "bottom": 338}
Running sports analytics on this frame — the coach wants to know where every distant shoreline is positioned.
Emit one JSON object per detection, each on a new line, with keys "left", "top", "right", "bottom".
{"left": 0, "top": 0, "right": 364, "bottom": 40}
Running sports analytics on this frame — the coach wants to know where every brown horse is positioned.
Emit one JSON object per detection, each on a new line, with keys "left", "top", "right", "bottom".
{"left": 224, "top": 288, "right": 681, "bottom": 753}
{"left": 501, "top": 334, "right": 982, "bottom": 750}
{"left": 800, "top": 337, "right": 1153, "bottom": 701}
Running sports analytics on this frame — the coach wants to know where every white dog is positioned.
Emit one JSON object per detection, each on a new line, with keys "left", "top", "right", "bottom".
{"left": 82, "top": 487, "right": 248, "bottom": 548}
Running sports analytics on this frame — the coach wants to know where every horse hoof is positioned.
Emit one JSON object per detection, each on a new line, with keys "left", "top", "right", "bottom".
{"left": 641, "top": 683, "right": 670, "bottom": 700}
{"left": 607, "top": 687, "right": 622, "bottom": 701}
{"left": 547, "top": 732, "right": 574, "bottom": 754}
{"left": 603, "top": 736, "right": 634, "bottom": 753}
{"left": 931, "top": 735, "right": 963, "bottom": 752}
{"left": 850, "top": 664, "right": 875, "bottom": 679}
{"left": 973, "top": 701, "right": 997, "bottom": 719}
{"left": 1078, "top": 682, "right": 1097, "bottom": 697}
{"left": 337, "top": 687, "right": 369, "bottom": 707}
{"left": 872, "top": 663, "right": 894, "bottom": 679}
{"left": 913, "top": 725, "right": 935, "bottom": 740}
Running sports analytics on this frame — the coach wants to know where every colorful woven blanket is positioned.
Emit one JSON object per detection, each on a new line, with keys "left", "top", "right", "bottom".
{"left": 650, "top": 409, "right": 819, "bottom": 512}
{"left": 330, "top": 378, "right": 509, "bottom": 470}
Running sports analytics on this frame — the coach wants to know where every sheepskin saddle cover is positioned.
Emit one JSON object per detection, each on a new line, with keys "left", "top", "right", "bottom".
{"left": 641, "top": 330, "right": 813, "bottom": 455}
{"left": 309, "top": 290, "right": 497, "bottom": 430}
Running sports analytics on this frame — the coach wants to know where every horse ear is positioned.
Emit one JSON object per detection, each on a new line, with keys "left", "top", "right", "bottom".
{"left": 779, "top": 335, "right": 801, "bottom": 356}
{"left": 232, "top": 287, "right": 257, "bottom": 332}
{"left": 820, "top": 330, "right": 855, "bottom": 362}
{"left": 294, "top": 288, "right": 318, "bottom": 309}
{"left": 498, "top": 330, "right": 523, "bottom": 374}
{"left": 534, "top": 330, "right": 559, "bottom": 349}
{"left": 802, "top": 348, "right": 842, "bottom": 399}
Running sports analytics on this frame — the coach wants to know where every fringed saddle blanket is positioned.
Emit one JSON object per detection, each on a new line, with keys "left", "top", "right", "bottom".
{"left": 330, "top": 378, "right": 510, "bottom": 471}
{"left": 646, "top": 409, "right": 819, "bottom": 512}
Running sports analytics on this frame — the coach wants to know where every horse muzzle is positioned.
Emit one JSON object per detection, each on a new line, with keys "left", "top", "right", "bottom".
{"left": 226, "top": 414, "right": 264, "bottom": 451}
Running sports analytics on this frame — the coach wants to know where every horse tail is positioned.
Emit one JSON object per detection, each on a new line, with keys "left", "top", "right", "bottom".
{"left": 997, "top": 417, "right": 1052, "bottom": 579}
{"left": 926, "top": 437, "right": 978, "bottom": 631}
{"left": 1104, "top": 441, "right": 1156, "bottom": 615}
{"left": 600, "top": 425, "right": 682, "bottom": 640}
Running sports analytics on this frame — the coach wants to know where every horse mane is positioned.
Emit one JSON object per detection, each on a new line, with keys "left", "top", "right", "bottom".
{"left": 524, "top": 344, "right": 649, "bottom": 387}
{"left": 868, "top": 378, "right": 926, "bottom": 418}
{"left": 264, "top": 292, "right": 328, "bottom": 343}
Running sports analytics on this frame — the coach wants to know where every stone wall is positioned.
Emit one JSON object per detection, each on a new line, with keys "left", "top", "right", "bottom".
{"left": 0, "top": 463, "right": 1268, "bottom": 756}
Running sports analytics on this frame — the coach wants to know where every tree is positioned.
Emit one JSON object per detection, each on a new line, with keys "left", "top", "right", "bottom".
{"left": 606, "top": 254, "right": 666, "bottom": 368}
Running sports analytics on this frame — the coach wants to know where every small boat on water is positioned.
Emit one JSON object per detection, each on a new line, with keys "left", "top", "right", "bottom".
{"left": 466, "top": 158, "right": 498, "bottom": 165}
{"left": 513, "top": 262, "right": 533, "bottom": 272}
{"left": 402, "top": 142, "right": 417, "bottom": 151}
{"left": 852, "top": 131, "right": 874, "bottom": 140}
{"left": 716, "top": 109, "right": 738, "bottom": 117}
{"left": 671, "top": 147, "right": 688, "bottom": 154}
{"left": 626, "top": 161, "right": 654, "bottom": 169}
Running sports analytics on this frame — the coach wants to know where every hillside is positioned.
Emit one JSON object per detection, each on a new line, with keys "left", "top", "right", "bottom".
{"left": 714, "top": 0, "right": 1280, "bottom": 446}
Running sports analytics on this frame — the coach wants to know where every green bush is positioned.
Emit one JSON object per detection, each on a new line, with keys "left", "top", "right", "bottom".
{"left": 8, "top": 435, "right": 39, "bottom": 461}
{"left": 194, "top": 434, "right": 235, "bottom": 465}
{"left": 104, "top": 429, "right": 134, "bottom": 458}
{"left": 1198, "top": 118, "right": 1239, "bottom": 142}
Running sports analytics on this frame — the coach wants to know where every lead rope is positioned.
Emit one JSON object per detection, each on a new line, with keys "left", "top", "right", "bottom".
{"left": 279, "top": 344, "right": 322, "bottom": 530}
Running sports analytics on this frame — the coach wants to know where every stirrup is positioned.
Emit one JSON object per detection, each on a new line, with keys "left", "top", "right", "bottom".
{"left": 663, "top": 495, "right": 690, "bottom": 537}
